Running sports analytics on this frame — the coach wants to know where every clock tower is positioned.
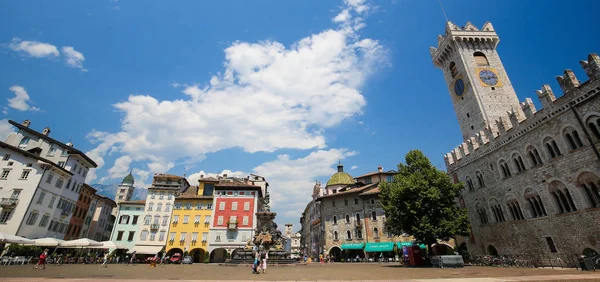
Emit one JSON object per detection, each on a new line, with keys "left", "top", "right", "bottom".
{"left": 430, "top": 21, "right": 524, "bottom": 140}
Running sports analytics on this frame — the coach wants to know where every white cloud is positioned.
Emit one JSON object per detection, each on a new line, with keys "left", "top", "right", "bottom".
{"left": 358, "top": 121, "right": 364, "bottom": 125}
{"left": 333, "top": 9, "right": 351, "bottom": 23}
{"left": 90, "top": 0, "right": 385, "bottom": 187}
{"left": 61, "top": 46, "right": 87, "bottom": 72}
{"left": 0, "top": 119, "right": 15, "bottom": 141}
{"left": 7, "top": 37, "right": 59, "bottom": 58}
{"left": 351, "top": 165, "right": 358, "bottom": 170}
{"left": 7, "top": 85, "right": 40, "bottom": 112}
{"left": 107, "top": 155, "right": 132, "bottom": 179}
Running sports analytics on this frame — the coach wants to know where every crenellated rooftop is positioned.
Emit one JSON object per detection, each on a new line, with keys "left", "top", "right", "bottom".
{"left": 430, "top": 21, "right": 499, "bottom": 68}
{"left": 444, "top": 53, "right": 600, "bottom": 171}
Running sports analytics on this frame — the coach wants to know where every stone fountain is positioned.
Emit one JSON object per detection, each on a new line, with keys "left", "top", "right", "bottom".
{"left": 228, "top": 192, "right": 297, "bottom": 264}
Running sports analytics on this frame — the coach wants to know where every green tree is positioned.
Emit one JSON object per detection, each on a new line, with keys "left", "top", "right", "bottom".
{"left": 380, "top": 150, "right": 470, "bottom": 255}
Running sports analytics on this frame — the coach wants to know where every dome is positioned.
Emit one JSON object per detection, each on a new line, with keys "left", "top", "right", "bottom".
{"left": 326, "top": 162, "right": 354, "bottom": 187}
{"left": 121, "top": 171, "right": 134, "bottom": 185}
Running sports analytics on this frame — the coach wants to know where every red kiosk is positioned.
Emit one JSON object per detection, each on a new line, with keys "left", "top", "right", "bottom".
{"left": 406, "top": 245, "right": 425, "bottom": 266}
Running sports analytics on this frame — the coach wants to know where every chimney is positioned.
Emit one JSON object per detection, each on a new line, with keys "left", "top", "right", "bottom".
{"left": 377, "top": 166, "right": 383, "bottom": 173}
{"left": 22, "top": 120, "right": 31, "bottom": 128}
{"left": 200, "top": 174, "right": 204, "bottom": 179}
{"left": 223, "top": 174, "right": 227, "bottom": 179}
{"left": 42, "top": 127, "right": 51, "bottom": 136}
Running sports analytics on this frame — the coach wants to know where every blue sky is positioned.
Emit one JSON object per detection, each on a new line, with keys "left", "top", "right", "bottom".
{"left": 1, "top": 0, "right": 599, "bottom": 228}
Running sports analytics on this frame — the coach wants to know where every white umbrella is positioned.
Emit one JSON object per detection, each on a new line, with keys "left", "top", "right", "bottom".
{"left": 24, "top": 237, "right": 65, "bottom": 247}
{"left": 61, "top": 238, "right": 102, "bottom": 247}
{"left": 89, "top": 241, "right": 127, "bottom": 249}
{"left": 0, "top": 232, "right": 34, "bottom": 244}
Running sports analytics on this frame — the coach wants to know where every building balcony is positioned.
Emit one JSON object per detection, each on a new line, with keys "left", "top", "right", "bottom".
{"left": 0, "top": 198, "right": 18, "bottom": 208}
{"left": 227, "top": 221, "right": 238, "bottom": 230}
{"left": 150, "top": 223, "right": 160, "bottom": 230}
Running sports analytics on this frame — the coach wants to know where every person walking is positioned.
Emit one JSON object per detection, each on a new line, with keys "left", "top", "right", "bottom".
{"left": 101, "top": 252, "right": 109, "bottom": 268}
{"left": 262, "top": 252, "right": 268, "bottom": 274}
{"left": 130, "top": 251, "right": 137, "bottom": 265}
{"left": 34, "top": 249, "right": 48, "bottom": 270}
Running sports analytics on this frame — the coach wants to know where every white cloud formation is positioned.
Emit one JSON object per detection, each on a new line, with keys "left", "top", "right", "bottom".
{"left": 7, "top": 85, "right": 40, "bottom": 112}
{"left": 351, "top": 165, "right": 358, "bottom": 170}
{"left": 61, "top": 46, "right": 87, "bottom": 71}
{"left": 107, "top": 155, "right": 132, "bottom": 179}
{"left": 89, "top": 0, "right": 385, "bottom": 201}
{"left": 7, "top": 37, "right": 59, "bottom": 58}
{"left": 0, "top": 119, "right": 15, "bottom": 141}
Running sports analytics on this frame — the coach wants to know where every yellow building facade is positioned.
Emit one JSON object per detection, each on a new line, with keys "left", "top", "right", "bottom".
{"left": 166, "top": 179, "right": 216, "bottom": 263}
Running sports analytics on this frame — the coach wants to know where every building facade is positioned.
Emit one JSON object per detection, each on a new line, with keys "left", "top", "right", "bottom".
{"left": 87, "top": 196, "right": 116, "bottom": 241}
{"left": 166, "top": 179, "right": 214, "bottom": 263}
{"left": 208, "top": 179, "right": 262, "bottom": 262}
{"left": 432, "top": 21, "right": 600, "bottom": 258}
{"left": 0, "top": 119, "right": 97, "bottom": 239}
{"left": 130, "top": 174, "right": 190, "bottom": 255}
{"left": 110, "top": 200, "right": 145, "bottom": 252}
{"left": 64, "top": 184, "right": 96, "bottom": 240}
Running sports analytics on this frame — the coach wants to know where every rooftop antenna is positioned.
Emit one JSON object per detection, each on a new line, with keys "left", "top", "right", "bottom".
{"left": 438, "top": 0, "right": 449, "bottom": 22}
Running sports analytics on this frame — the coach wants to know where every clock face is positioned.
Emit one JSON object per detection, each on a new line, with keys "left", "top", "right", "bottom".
{"left": 479, "top": 70, "right": 498, "bottom": 86}
{"left": 454, "top": 79, "right": 465, "bottom": 96}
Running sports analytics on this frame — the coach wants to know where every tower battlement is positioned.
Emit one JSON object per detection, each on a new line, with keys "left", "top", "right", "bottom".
{"left": 444, "top": 53, "right": 600, "bottom": 170}
{"left": 430, "top": 21, "right": 499, "bottom": 68}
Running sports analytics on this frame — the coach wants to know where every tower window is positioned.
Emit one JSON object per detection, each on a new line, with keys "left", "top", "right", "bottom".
{"left": 449, "top": 62, "right": 458, "bottom": 78}
{"left": 470, "top": 125, "right": 474, "bottom": 130}
{"left": 474, "top": 52, "right": 489, "bottom": 66}
{"left": 491, "top": 87, "right": 495, "bottom": 90}
{"left": 466, "top": 113, "right": 470, "bottom": 118}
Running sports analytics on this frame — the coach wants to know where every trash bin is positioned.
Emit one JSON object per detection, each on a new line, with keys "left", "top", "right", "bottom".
{"left": 578, "top": 257, "right": 595, "bottom": 271}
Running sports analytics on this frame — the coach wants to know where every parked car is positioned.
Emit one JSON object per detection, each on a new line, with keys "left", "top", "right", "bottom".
{"left": 170, "top": 253, "right": 182, "bottom": 264}
{"left": 182, "top": 256, "right": 193, "bottom": 265}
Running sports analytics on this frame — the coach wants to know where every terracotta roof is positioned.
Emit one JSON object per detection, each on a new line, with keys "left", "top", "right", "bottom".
{"left": 9, "top": 120, "right": 98, "bottom": 167}
{"left": 359, "top": 187, "right": 380, "bottom": 196}
{"left": 119, "top": 200, "right": 146, "bottom": 205}
{"left": 317, "top": 183, "right": 378, "bottom": 200}
{"left": 198, "top": 176, "right": 219, "bottom": 182}
{"left": 354, "top": 170, "right": 397, "bottom": 179}
{"left": 0, "top": 140, "right": 73, "bottom": 176}
{"left": 82, "top": 183, "right": 97, "bottom": 193}
{"left": 215, "top": 181, "right": 260, "bottom": 188}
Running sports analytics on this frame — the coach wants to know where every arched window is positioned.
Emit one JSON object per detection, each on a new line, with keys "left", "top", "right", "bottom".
{"left": 525, "top": 189, "right": 547, "bottom": 218}
{"left": 147, "top": 202, "right": 154, "bottom": 211}
{"left": 489, "top": 199, "right": 505, "bottom": 223}
{"left": 333, "top": 231, "right": 339, "bottom": 241}
{"left": 156, "top": 203, "right": 163, "bottom": 212}
{"left": 165, "top": 203, "right": 171, "bottom": 212}
{"left": 449, "top": 62, "right": 458, "bottom": 78}
{"left": 355, "top": 228, "right": 363, "bottom": 239}
{"left": 548, "top": 181, "right": 577, "bottom": 214}
{"left": 474, "top": 52, "right": 489, "bottom": 66}
{"left": 476, "top": 171, "right": 485, "bottom": 188}
{"left": 153, "top": 215, "right": 160, "bottom": 224}
{"left": 18, "top": 136, "right": 30, "bottom": 148}
{"left": 506, "top": 199, "right": 524, "bottom": 221}
{"left": 386, "top": 226, "right": 393, "bottom": 237}
{"left": 355, "top": 213, "right": 361, "bottom": 222}
{"left": 475, "top": 203, "right": 489, "bottom": 225}
{"left": 466, "top": 176, "right": 474, "bottom": 191}
{"left": 527, "top": 146, "right": 543, "bottom": 167}
{"left": 345, "top": 214, "right": 350, "bottom": 224}
{"left": 577, "top": 172, "right": 600, "bottom": 208}
{"left": 588, "top": 116, "right": 600, "bottom": 140}
{"left": 371, "top": 211, "right": 377, "bottom": 221}
{"left": 512, "top": 153, "right": 526, "bottom": 173}
{"left": 373, "top": 227, "right": 379, "bottom": 238}
{"left": 544, "top": 138, "right": 562, "bottom": 159}
{"left": 564, "top": 128, "right": 584, "bottom": 150}
{"left": 144, "top": 215, "right": 151, "bottom": 225}
{"left": 346, "top": 230, "right": 352, "bottom": 240}
{"left": 333, "top": 215, "right": 338, "bottom": 225}
{"left": 499, "top": 160, "right": 511, "bottom": 178}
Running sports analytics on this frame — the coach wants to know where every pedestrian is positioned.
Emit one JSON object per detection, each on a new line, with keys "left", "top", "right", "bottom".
{"left": 34, "top": 249, "right": 48, "bottom": 270}
{"left": 116, "top": 255, "right": 120, "bottom": 264}
{"left": 262, "top": 252, "right": 268, "bottom": 274}
{"left": 319, "top": 253, "right": 324, "bottom": 266}
{"left": 130, "top": 251, "right": 137, "bottom": 265}
{"left": 379, "top": 252, "right": 383, "bottom": 263}
{"left": 101, "top": 252, "right": 108, "bottom": 268}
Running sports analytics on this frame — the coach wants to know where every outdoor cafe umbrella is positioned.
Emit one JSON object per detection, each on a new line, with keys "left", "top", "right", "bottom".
{"left": 24, "top": 237, "right": 65, "bottom": 247}
{"left": 0, "top": 232, "right": 34, "bottom": 244}
{"left": 89, "top": 241, "right": 127, "bottom": 250}
{"left": 61, "top": 238, "right": 103, "bottom": 248}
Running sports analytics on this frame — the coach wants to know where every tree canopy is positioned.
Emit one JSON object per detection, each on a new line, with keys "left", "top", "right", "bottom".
{"left": 380, "top": 150, "right": 470, "bottom": 251}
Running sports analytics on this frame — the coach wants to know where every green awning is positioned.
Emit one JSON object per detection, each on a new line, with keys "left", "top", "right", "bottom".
{"left": 397, "top": 242, "right": 427, "bottom": 249}
{"left": 364, "top": 242, "right": 394, "bottom": 252}
{"left": 341, "top": 243, "right": 364, "bottom": 250}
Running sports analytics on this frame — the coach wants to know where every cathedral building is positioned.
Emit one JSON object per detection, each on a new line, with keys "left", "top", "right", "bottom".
{"left": 431, "top": 21, "right": 600, "bottom": 258}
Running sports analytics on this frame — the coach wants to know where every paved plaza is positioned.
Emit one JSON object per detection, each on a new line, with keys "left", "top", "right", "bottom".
{"left": 0, "top": 263, "right": 599, "bottom": 281}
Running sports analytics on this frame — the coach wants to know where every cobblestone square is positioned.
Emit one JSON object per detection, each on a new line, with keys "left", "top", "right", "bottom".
{"left": 0, "top": 263, "right": 599, "bottom": 281}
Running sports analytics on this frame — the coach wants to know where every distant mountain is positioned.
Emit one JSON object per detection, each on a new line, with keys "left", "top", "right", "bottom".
{"left": 90, "top": 183, "right": 148, "bottom": 201}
